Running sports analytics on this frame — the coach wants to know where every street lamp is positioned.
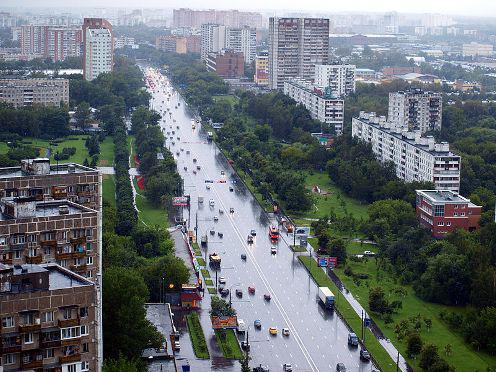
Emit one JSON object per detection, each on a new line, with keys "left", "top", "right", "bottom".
{"left": 228, "top": 283, "right": 241, "bottom": 308}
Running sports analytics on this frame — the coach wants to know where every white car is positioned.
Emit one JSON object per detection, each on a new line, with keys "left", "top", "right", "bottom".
{"left": 282, "top": 328, "right": 290, "bottom": 336}
{"left": 209, "top": 199, "right": 215, "bottom": 206}
{"left": 219, "top": 277, "right": 226, "bottom": 284}
{"left": 206, "top": 185, "right": 211, "bottom": 190}
{"left": 363, "top": 250, "right": 376, "bottom": 257}
{"left": 213, "top": 215, "right": 219, "bottom": 221}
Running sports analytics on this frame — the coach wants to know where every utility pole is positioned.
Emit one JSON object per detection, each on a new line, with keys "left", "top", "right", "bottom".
{"left": 396, "top": 350, "right": 399, "bottom": 371}
{"left": 361, "top": 310, "right": 364, "bottom": 341}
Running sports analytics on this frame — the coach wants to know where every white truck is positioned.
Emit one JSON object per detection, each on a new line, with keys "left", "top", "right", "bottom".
{"left": 237, "top": 318, "right": 247, "bottom": 333}
{"left": 318, "top": 287, "right": 335, "bottom": 309}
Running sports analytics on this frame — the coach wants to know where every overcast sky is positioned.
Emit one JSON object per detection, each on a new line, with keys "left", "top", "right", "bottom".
{"left": 6, "top": 0, "right": 496, "bottom": 17}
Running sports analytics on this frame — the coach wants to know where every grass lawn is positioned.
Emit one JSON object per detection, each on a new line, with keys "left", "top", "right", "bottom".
{"left": 207, "top": 287, "right": 217, "bottom": 294}
{"left": 201, "top": 269, "right": 210, "bottom": 279}
{"left": 185, "top": 312, "right": 210, "bottom": 359}
{"left": 290, "top": 245, "right": 307, "bottom": 252}
{"left": 98, "top": 136, "right": 114, "bottom": 166}
{"left": 291, "top": 171, "right": 369, "bottom": 223}
{"left": 334, "top": 254, "right": 496, "bottom": 371}
{"left": 214, "top": 329, "right": 243, "bottom": 360}
{"left": 102, "top": 175, "right": 116, "bottom": 206}
{"left": 133, "top": 178, "right": 169, "bottom": 229}
{"left": 298, "top": 256, "right": 397, "bottom": 372}
{"left": 212, "top": 95, "right": 238, "bottom": 107}
{"left": 197, "top": 257, "right": 206, "bottom": 267}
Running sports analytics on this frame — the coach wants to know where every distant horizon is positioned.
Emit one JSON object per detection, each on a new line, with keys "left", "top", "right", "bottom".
{"left": 2, "top": 1, "right": 496, "bottom": 19}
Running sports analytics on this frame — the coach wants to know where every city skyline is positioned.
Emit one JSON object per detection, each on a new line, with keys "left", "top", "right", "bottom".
{"left": 2, "top": 0, "right": 496, "bottom": 18}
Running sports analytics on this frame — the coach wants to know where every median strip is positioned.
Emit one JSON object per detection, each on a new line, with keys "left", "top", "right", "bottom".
{"left": 214, "top": 329, "right": 243, "bottom": 360}
{"left": 185, "top": 312, "right": 210, "bottom": 359}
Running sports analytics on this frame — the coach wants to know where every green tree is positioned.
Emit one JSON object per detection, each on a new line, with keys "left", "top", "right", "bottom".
{"left": 328, "top": 238, "right": 347, "bottom": 265}
{"left": 419, "top": 344, "right": 440, "bottom": 370}
{"left": 103, "top": 356, "right": 141, "bottom": 372}
{"left": 75, "top": 101, "right": 91, "bottom": 129}
{"left": 103, "top": 267, "right": 162, "bottom": 360}
{"left": 406, "top": 332, "right": 423, "bottom": 358}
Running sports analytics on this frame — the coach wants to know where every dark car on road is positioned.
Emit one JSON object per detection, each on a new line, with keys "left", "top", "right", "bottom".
{"left": 360, "top": 348, "right": 371, "bottom": 362}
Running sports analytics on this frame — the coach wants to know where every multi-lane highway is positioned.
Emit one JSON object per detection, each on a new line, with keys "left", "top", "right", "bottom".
{"left": 145, "top": 66, "right": 379, "bottom": 372}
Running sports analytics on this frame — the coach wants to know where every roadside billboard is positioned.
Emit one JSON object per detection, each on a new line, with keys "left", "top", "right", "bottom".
{"left": 295, "top": 226, "right": 310, "bottom": 238}
{"left": 172, "top": 196, "right": 189, "bottom": 207}
{"left": 211, "top": 316, "right": 238, "bottom": 329}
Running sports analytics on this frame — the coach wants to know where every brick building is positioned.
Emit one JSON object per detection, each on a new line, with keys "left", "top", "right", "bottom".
{"left": 0, "top": 263, "right": 97, "bottom": 372}
{"left": 0, "top": 79, "right": 69, "bottom": 108}
{"left": 205, "top": 50, "right": 244, "bottom": 78}
{"left": 416, "top": 190, "right": 481, "bottom": 238}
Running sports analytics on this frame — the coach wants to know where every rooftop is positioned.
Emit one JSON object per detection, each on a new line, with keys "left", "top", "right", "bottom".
{"left": 0, "top": 159, "right": 97, "bottom": 179}
{"left": 285, "top": 79, "right": 343, "bottom": 101}
{"left": 417, "top": 190, "right": 479, "bottom": 207}
{"left": 0, "top": 199, "right": 96, "bottom": 221}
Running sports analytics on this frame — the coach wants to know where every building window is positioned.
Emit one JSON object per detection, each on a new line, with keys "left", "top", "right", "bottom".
{"left": 44, "top": 348, "right": 54, "bottom": 359}
{"left": 437, "top": 221, "right": 444, "bottom": 226}
{"left": 67, "top": 364, "right": 78, "bottom": 372}
{"left": 63, "top": 308, "right": 73, "bottom": 320}
{"left": 24, "top": 332, "right": 33, "bottom": 344}
{"left": 1, "top": 316, "right": 14, "bottom": 328}
{"left": 447, "top": 222, "right": 451, "bottom": 226}
{"left": 87, "top": 256, "right": 93, "bottom": 266}
{"left": 80, "top": 307, "right": 88, "bottom": 318}
{"left": 4, "top": 353, "right": 16, "bottom": 365}
{"left": 454, "top": 205, "right": 458, "bottom": 209}
{"left": 42, "top": 311, "right": 54, "bottom": 323}
{"left": 434, "top": 205, "right": 444, "bottom": 217}
{"left": 461, "top": 212, "right": 465, "bottom": 216}
{"left": 81, "top": 325, "right": 89, "bottom": 336}
{"left": 0, "top": 236, "right": 6, "bottom": 246}
{"left": 61, "top": 326, "right": 80, "bottom": 340}
{"left": 14, "top": 250, "right": 21, "bottom": 259}
{"left": 82, "top": 342, "right": 89, "bottom": 353}
{"left": 454, "top": 212, "right": 458, "bottom": 217}
{"left": 82, "top": 361, "right": 90, "bottom": 371}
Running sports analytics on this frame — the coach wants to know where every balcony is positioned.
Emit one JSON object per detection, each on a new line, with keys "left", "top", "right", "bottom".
{"left": 55, "top": 251, "right": 73, "bottom": 260}
{"left": 69, "top": 264, "right": 87, "bottom": 274}
{"left": 41, "top": 338, "right": 61, "bottom": 348}
{"left": 58, "top": 316, "right": 80, "bottom": 328}
{"left": 70, "top": 237, "right": 86, "bottom": 246}
{"left": 21, "top": 358, "right": 43, "bottom": 369}
{"left": 0, "top": 342, "right": 22, "bottom": 353}
{"left": 25, "top": 255, "right": 43, "bottom": 264}
{"left": 18, "top": 322, "right": 41, "bottom": 333}
{"left": 59, "top": 353, "right": 81, "bottom": 364}
{"left": 41, "top": 240, "right": 57, "bottom": 248}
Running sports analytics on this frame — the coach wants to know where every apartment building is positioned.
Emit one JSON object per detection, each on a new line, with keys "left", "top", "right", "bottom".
{"left": 254, "top": 52, "right": 269, "bottom": 85}
{"left": 268, "top": 17, "right": 329, "bottom": 90}
{"left": 0, "top": 159, "right": 100, "bottom": 211}
{"left": 416, "top": 190, "right": 481, "bottom": 238}
{"left": 284, "top": 79, "right": 344, "bottom": 134}
{"left": 352, "top": 112, "right": 461, "bottom": 192}
{"left": 225, "top": 27, "right": 257, "bottom": 63}
{"left": 0, "top": 263, "right": 98, "bottom": 372}
{"left": 200, "top": 24, "right": 227, "bottom": 61}
{"left": 205, "top": 50, "right": 244, "bottom": 78}
{"left": 173, "top": 8, "right": 263, "bottom": 29}
{"left": 114, "top": 36, "right": 138, "bottom": 49}
{"left": 83, "top": 18, "right": 113, "bottom": 81}
{"left": 462, "top": 42, "right": 493, "bottom": 57}
{"left": 314, "top": 64, "right": 356, "bottom": 97}
{"left": 20, "top": 25, "right": 82, "bottom": 62}
{"left": 156, "top": 35, "right": 201, "bottom": 54}
{"left": 0, "top": 78, "right": 69, "bottom": 108}
{"left": 388, "top": 89, "right": 443, "bottom": 134}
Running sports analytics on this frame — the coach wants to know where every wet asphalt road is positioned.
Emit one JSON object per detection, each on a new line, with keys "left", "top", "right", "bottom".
{"left": 145, "top": 67, "right": 379, "bottom": 372}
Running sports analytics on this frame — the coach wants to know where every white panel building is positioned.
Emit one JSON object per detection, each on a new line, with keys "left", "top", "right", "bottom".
{"left": 83, "top": 18, "right": 113, "bottom": 81}
{"left": 388, "top": 89, "right": 442, "bottom": 134}
{"left": 284, "top": 79, "right": 344, "bottom": 134}
{"left": 352, "top": 112, "right": 461, "bottom": 192}
{"left": 226, "top": 27, "right": 256, "bottom": 64}
{"left": 314, "top": 64, "right": 356, "bottom": 97}
{"left": 200, "top": 24, "right": 227, "bottom": 62}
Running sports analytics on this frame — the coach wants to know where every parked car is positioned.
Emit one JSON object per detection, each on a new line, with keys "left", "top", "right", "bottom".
{"left": 271, "top": 246, "right": 277, "bottom": 254}
{"left": 348, "top": 333, "right": 359, "bottom": 347}
{"left": 241, "top": 340, "right": 250, "bottom": 350}
{"left": 269, "top": 327, "right": 278, "bottom": 335}
{"left": 248, "top": 286, "right": 255, "bottom": 294}
{"left": 173, "top": 341, "right": 180, "bottom": 351}
{"left": 236, "top": 289, "right": 243, "bottom": 298}
{"left": 336, "top": 363, "right": 346, "bottom": 372}
{"left": 264, "top": 293, "right": 271, "bottom": 301}
{"left": 220, "top": 288, "right": 229, "bottom": 297}
{"left": 283, "top": 364, "right": 292, "bottom": 372}
{"left": 229, "top": 186, "right": 234, "bottom": 192}
{"left": 247, "top": 235, "right": 254, "bottom": 244}
{"left": 254, "top": 319, "right": 262, "bottom": 329}
{"left": 219, "top": 277, "right": 226, "bottom": 284}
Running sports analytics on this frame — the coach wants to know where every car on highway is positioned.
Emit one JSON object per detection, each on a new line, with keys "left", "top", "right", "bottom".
{"left": 206, "top": 185, "right": 210, "bottom": 190}
{"left": 173, "top": 341, "right": 180, "bottom": 351}
{"left": 197, "top": 165, "right": 201, "bottom": 170}
{"left": 360, "top": 348, "right": 371, "bottom": 362}
{"left": 209, "top": 199, "right": 215, "bottom": 206}
{"left": 250, "top": 229, "right": 257, "bottom": 236}
{"left": 283, "top": 364, "right": 292, "bottom": 372}
{"left": 205, "top": 179, "right": 214, "bottom": 183}
{"left": 241, "top": 340, "right": 250, "bottom": 350}
{"left": 254, "top": 319, "right": 262, "bottom": 329}
{"left": 219, "top": 277, "right": 226, "bottom": 284}
{"left": 230, "top": 207, "right": 234, "bottom": 213}
{"left": 248, "top": 286, "right": 255, "bottom": 294}
{"left": 241, "top": 254, "right": 247, "bottom": 260}
{"left": 229, "top": 186, "right": 234, "bottom": 192}
{"left": 213, "top": 215, "right": 219, "bottom": 221}
{"left": 336, "top": 363, "right": 346, "bottom": 372}
{"left": 220, "top": 288, "right": 229, "bottom": 297}
{"left": 235, "top": 289, "right": 243, "bottom": 298}
{"left": 247, "top": 235, "right": 254, "bottom": 244}
{"left": 282, "top": 328, "right": 290, "bottom": 336}
{"left": 348, "top": 332, "right": 359, "bottom": 347}
{"left": 221, "top": 170, "right": 225, "bottom": 175}
{"left": 269, "top": 327, "right": 278, "bottom": 335}
{"left": 271, "top": 246, "right": 277, "bottom": 254}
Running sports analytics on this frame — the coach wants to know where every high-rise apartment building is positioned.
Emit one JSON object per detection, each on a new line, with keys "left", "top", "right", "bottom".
{"left": 173, "top": 8, "right": 263, "bottom": 28}
{"left": 83, "top": 18, "right": 113, "bottom": 81}
{"left": 314, "top": 64, "right": 356, "bottom": 97}
{"left": 388, "top": 89, "right": 443, "bottom": 134}
{"left": 200, "top": 24, "right": 227, "bottom": 61}
{"left": 205, "top": 50, "right": 244, "bottom": 78}
{"left": 156, "top": 35, "right": 201, "bottom": 54}
{"left": 352, "top": 112, "right": 460, "bottom": 192}
{"left": 268, "top": 18, "right": 329, "bottom": 90}
{"left": 0, "top": 263, "right": 98, "bottom": 372}
{"left": 284, "top": 79, "right": 344, "bottom": 134}
{"left": 254, "top": 52, "right": 269, "bottom": 85}
{"left": 226, "top": 27, "right": 256, "bottom": 63}
{"left": 0, "top": 78, "right": 69, "bottom": 108}
{"left": 20, "top": 25, "right": 82, "bottom": 62}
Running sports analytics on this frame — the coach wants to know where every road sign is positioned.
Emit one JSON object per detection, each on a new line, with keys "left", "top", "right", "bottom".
{"left": 295, "top": 226, "right": 310, "bottom": 238}
{"left": 300, "top": 237, "right": 308, "bottom": 248}
{"left": 318, "top": 257, "right": 328, "bottom": 267}
{"left": 328, "top": 257, "right": 338, "bottom": 267}
{"left": 364, "top": 318, "right": 371, "bottom": 327}
{"left": 172, "top": 196, "right": 189, "bottom": 206}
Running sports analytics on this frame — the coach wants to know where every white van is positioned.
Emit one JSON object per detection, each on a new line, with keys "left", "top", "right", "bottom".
{"left": 237, "top": 319, "right": 247, "bottom": 333}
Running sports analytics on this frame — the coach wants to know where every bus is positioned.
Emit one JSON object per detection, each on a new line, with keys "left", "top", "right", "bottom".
{"left": 269, "top": 225, "right": 279, "bottom": 240}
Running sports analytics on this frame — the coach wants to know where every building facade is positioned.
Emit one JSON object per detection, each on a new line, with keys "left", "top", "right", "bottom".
{"left": 173, "top": 8, "right": 263, "bottom": 29}
{"left": 284, "top": 79, "right": 344, "bottom": 134}
{"left": 254, "top": 52, "right": 269, "bottom": 85}
{"left": 416, "top": 190, "right": 481, "bottom": 238}
{"left": 200, "top": 24, "right": 227, "bottom": 61}
{"left": 225, "top": 27, "right": 256, "bottom": 64}
{"left": 156, "top": 35, "right": 201, "bottom": 54}
{"left": 205, "top": 50, "right": 244, "bottom": 78}
{"left": 268, "top": 17, "right": 329, "bottom": 90}
{"left": 0, "top": 263, "right": 98, "bottom": 372}
{"left": 314, "top": 64, "right": 356, "bottom": 97}
{"left": 0, "top": 78, "right": 69, "bottom": 108}
{"left": 388, "top": 89, "right": 443, "bottom": 134}
{"left": 352, "top": 112, "right": 461, "bottom": 192}
{"left": 83, "top": 18, "right": 113, "bottom": 81}
{"left": 462, "top": 42, "right": 493, "bottom": 57}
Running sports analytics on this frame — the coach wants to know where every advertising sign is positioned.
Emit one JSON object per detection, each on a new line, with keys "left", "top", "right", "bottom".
{"left": 211, "top": 316, "right": 238, "bottom": 329}
{"left": 295, "top": 226, "right": 310, "bottom": 238}
{"left": 318, "top": 257, "right": 328, "bottom": 267}
{"left": 172, "top": 196, "right": 189, "bottom": 207}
